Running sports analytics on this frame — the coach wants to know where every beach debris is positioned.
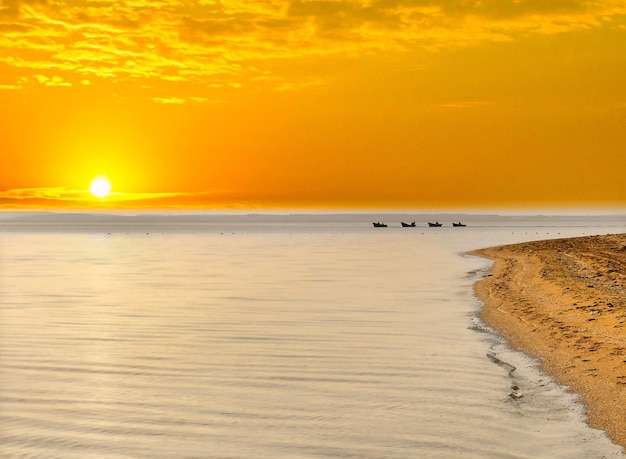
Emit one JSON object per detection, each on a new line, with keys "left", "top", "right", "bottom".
{"left": 468, "top": 322, "right": 492, "bottom": 334}
{"left": 486, "top": 354, "right": 524, "bottom": 399}
{"left": 508, "top": 385, "right": 524, "bottom": 400}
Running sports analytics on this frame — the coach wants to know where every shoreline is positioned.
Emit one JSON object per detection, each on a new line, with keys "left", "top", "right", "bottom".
{"left": 470, "top": 233, "right": 626, "bottom": 451}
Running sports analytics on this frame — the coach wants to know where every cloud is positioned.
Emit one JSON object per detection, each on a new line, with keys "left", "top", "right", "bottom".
{"left": 33, "top": 74, "right": 72, "bottom": 86}
{"left": 0, "top": 187, "right": 233, "bottom": 209}
{"left": 0, "top": 0, "right": 624, "bottom": 93}
{"left": 151, "top": 95, "right": 210, "bottom": 103}
{"left": 0, "top": 186, "right": 179, "bottom": 202}
{"left": 152, "top": 96, "right": 186, "bottom": 104}
{"left": 0, "top": 187, "right": 83, "bottom": 201}
{"left": 0, "top": 83, "right": 22, "bottom": 90}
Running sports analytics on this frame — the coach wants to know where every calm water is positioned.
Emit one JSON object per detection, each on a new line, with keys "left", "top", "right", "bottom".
{"left": 1, "top": 215, "right": 625, "bottom": 458}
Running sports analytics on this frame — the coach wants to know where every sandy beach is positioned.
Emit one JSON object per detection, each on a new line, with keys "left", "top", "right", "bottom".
{"left": 471, "top": 233, "right": 626, "bottom": 450}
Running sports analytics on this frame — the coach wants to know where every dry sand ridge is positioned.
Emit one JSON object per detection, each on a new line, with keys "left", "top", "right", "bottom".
{"left": 471, "top": 233, "right": 626, "bottom": 450}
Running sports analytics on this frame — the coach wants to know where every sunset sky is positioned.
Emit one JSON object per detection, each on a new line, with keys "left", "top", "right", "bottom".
{"left": 1, "top": 0, "right": 625, "bottom": 210}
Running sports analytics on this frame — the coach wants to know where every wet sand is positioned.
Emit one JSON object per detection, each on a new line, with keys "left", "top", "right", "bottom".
{"left": 471, "top": 233, "right": 626, "bottom": 450}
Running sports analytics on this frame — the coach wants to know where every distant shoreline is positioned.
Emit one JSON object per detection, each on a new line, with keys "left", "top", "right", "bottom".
{"left": 0, "top": 211, "right": 624, "bottom": 223}
{"left": 470, "top": 234, "right": 626, "bottom": 451}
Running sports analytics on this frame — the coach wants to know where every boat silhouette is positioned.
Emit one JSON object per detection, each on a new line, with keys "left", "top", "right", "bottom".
{"left": 428, "top": 222, "right": 442, "bottom": 227}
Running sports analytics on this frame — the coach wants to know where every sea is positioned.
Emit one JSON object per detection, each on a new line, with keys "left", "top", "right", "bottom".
{"left": 0, "top": 212, "right": 625, "bottom": 458}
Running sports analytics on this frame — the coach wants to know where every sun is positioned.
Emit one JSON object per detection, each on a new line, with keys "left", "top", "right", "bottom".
{"left": 89, "top": 176, "right": 112, "bottom": 198}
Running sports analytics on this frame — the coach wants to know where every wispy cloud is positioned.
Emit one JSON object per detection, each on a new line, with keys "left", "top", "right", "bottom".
{"left": 0, "top": 0, "right": 623, "bottom": 95}
{"left": 0, "top": 187, "right": 227, "bottom": 208}
{"left": 0, "top": 187, "right": 89, "bottom": 201}
{"left": 152, "top": 96, "right": 186, "bottom": 104}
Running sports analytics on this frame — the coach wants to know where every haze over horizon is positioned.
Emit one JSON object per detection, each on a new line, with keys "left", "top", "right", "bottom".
{"left": 1, "top": 0, "right": 625, "bottom": 210}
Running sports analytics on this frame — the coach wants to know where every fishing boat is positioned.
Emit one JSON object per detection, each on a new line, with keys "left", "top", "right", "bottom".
{"left": 401, "top": 221, "right": 416, "bottom": 227}
{"left": 373, "top": 222, "right": 388, "bottom": 227}
{"left": 452, "top": 222, "right": 466, "bottom": 227}
{"left": 428, "top": 222, "right": 442, "bottom": 227}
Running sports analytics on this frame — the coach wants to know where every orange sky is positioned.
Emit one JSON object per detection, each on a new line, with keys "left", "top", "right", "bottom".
{"left": 1, "top": 0, "right": 625, "bottom": 210}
